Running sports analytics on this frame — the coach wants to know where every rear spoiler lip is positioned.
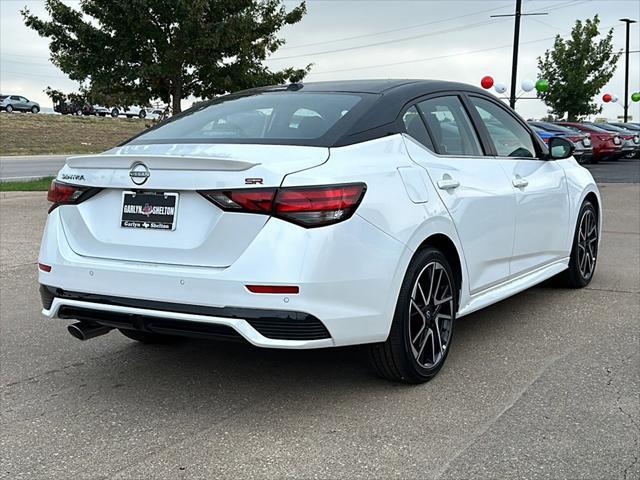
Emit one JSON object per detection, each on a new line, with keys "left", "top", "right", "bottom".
{"left": 66, "top": 154, "right": 259, "bottom": 172}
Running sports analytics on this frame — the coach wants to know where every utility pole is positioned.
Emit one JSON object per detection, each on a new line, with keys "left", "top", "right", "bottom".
{"left": 620, "top": 18, "right": 637, "bottom": 122}
{"left": 492, "top": 1, "right": 547, "bottom": 109}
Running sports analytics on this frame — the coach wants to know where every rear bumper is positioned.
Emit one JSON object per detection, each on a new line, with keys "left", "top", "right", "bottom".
{"left": 41, "top": 285, "right": 333, "bottom": 348}
{"left": 38, "top": 208, "right": 410, "bottom": 348}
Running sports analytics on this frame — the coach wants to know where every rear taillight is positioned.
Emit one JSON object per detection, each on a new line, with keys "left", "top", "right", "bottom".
{"left": 199, "top": 183, "right": 367, "bottom": 228}
{"left": 47, "top": 180, "right": 100, "bottom": 212}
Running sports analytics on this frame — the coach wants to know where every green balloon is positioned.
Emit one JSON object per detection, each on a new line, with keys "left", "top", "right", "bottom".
{"left": 632, "top": 92, "right": 640, "bottom": 102}
{"left": 536, "top": 79, "right": 550, "bottom": 93}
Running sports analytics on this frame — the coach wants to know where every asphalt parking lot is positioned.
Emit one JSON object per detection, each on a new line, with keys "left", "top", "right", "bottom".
{"left": 1, "top": 173, "right": 638, "bottom": 479}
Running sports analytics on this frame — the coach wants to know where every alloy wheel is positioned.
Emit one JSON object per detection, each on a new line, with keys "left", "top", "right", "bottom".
{"left": 408, "top": 261, "right": 454, "bottom": 369}
{"left": 577, "top": 209, "right": 598, "bottom": 279}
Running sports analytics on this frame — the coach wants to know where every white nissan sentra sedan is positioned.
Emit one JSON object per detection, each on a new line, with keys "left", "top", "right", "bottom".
{"left": 39, "top": 80, "right": 601, "bottom": 383}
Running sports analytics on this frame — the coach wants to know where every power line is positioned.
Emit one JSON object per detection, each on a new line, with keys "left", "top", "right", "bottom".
{"left": 268, "top": 17, "right": 505, "bottom": 61}
{"left": 306, "top": 21, "right": 623, "bottom": 76}
{"left": 267, "top": 0, "right": 592, "bottom": 62}
{"left": 277, "top": 4, "right": 511, "bottom": 51}
{"left": 306, "top": 36, "right": 558, "bottom": 76}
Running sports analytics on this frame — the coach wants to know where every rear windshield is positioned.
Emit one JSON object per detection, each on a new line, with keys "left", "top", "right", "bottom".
{"left": 128, "top": 92, "right": 365, "bottom": 146}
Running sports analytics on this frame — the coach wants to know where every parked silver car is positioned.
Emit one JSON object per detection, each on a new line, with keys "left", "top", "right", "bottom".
{"left": 0, "top": 94, "right": 40, "bottom": 113}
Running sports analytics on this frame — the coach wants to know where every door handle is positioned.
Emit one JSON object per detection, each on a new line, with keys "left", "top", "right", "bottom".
{"left": 437, "top": 178, "right": 460, "bottom": 190}
{"left": 512, "top": 177, "right": 529, "bottom": 188}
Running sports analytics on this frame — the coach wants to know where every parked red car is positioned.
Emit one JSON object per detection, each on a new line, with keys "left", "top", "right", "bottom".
{"left": 556, "top": 122, "right": 622, "bottom": 162}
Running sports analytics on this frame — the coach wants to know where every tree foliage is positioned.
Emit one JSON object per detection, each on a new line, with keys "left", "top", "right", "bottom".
{"left": 537, "top": 15, "right": 621, "bottom": 120}
{"left": 44, "top": 86, "right": 88, "bottom": 105}
{"left": 23, "top": 0, "right": 309, "bottom": 113}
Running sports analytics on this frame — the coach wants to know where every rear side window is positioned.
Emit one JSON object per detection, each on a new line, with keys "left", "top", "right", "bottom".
{"left": 130, "top": 92, "right": 362, "bottom": 144}
{"left": 402, "top": 106, "right": 431, "bottom": 147}
{"left": 10, "top": 96, "right": 20, "bottom": 100}
{"left": 417, "top": 96, "right": 483, "bottom": 156}
{"left": 470, "top": 97, "right": 536, "bottom": 158}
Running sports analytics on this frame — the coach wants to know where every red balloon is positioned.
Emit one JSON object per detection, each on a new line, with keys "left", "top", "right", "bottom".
{"left": 481, "top": 76, "right": 494, "bottom": 89}
{"left": 602, "top": 93, "right": 612, "bottom": 103}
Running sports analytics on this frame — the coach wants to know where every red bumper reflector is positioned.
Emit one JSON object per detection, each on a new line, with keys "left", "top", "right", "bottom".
{"left": 246, "top": 285, "right": 300, "bottom": 294}
{"left": 38, "top": 263, "right": 52, "bottom": 272}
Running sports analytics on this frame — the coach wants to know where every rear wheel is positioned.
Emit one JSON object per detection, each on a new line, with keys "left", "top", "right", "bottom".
{"left": 558, "top": 200, "right": 598, "bottom": 288}
{"left": 369, "top": 248, "right": 457, "bottom": 383}
{"left": 5, "top": 104, "right": 13, "bottom": 113}
{"left": 119, "top": 328, "right": 177, "bottom": 344}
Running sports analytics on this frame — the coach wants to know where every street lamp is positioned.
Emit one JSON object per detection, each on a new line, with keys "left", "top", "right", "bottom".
{"left": 619, "top": 18, "right": 637, "bottom": 122}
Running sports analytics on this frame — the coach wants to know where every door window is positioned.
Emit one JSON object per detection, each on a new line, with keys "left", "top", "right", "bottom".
{"left": 470, "top": 97, "right": 536, "bottom": 158}
{"left": 417, "top": 96, "right": 483, "bottom": 156}
{"left": 10, "top": 96, "right": 20, "bottom": 100}
{"left": 401, "top": 106, "right": 431, "bottom": 147}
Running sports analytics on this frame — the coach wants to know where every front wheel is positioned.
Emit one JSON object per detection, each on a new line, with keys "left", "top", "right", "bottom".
{"left": 138, "top": 110, "right": 146, "bottom": 119}
{"left": 368, "top": 248, "right": 457, "bottom": 383}
{"left": 31, "top": 106, "right": 40, "bottom": 114}
{"left": 558, "top": 200, "right": 598, "bottom": 288}
{"left": 111, "top": 108, "right": 119, "bottom": 118}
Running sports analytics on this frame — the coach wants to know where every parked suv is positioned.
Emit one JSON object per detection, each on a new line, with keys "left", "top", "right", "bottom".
{"left": 54, "top": 101, "right": 96, "bottom": 116}
{"left": 1, "top": 95, "right": 40, "bottom": 113}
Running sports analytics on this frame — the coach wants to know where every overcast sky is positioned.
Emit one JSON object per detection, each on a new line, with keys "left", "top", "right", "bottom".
{"left": 1, "top": 0, "right": 638, "bottom": 120}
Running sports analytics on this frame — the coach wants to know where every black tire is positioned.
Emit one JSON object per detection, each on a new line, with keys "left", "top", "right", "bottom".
{"left": 138, "top": 110, "right": 146, "bottom": 119}
{"left": 368, "top": 247, "right": 457, "bottom": 384}
{"left": 31, "top": 106, "right": 40, "bottom": 114}
{"left": 75, "top": 109, "right": 82, "bottom": 116}
{"left": 5, "top": 104, "right": 13, "bottom": 113}
{"left": 119, "top": 328, "right": 177, "bottom": 344}
{"left": 111, "top": 108, "right": 119, "bottom": 118}
{"left": 558, "top": 200, "right": 598, "bottom": 288}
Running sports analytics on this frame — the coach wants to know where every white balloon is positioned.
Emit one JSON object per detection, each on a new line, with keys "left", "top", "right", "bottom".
{"left": 521, "top": 79, "right": 535, "bottom": 92}
{"left": 494, "top": 82, "right": 507, "bottom": 94}
{"left": 612, "top": 94, "right": 619, "bottom": 103}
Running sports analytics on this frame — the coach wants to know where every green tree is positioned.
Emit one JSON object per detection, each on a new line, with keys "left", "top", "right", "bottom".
{"left": 23, "top": 0, "right": 309, "bottom": 113}
{"left": 537, "top": 15, "right": 621, "bottom": 120}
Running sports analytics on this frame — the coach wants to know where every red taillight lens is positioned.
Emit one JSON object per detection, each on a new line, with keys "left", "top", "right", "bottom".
{"left": 199, "top": 183, "right": 366, "bottom": 228}
{"left": 47, "top": 180, "right": 99, "bottom": 212}
{"left": 201, "top": 188, "right": 276, "bottom": 213}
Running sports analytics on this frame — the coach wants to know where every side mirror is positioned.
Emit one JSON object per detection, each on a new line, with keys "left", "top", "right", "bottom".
{"left": 548, "top": 136, "right": 574, "bottom": 160}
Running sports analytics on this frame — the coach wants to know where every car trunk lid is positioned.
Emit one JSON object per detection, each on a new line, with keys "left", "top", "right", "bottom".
{"left": 56, "top": 143, "right": 328, "bottom": 268}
